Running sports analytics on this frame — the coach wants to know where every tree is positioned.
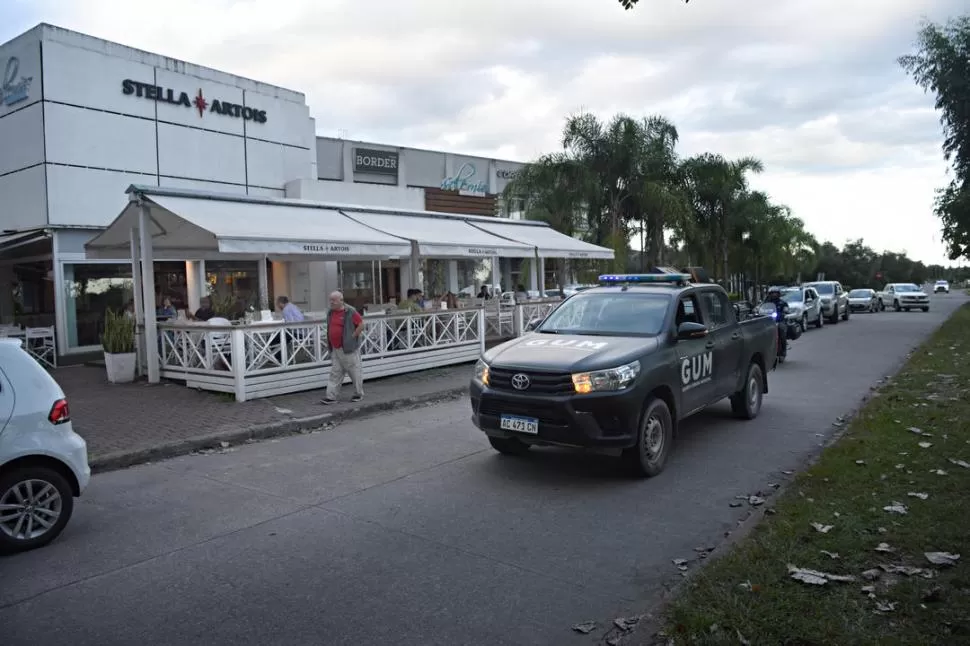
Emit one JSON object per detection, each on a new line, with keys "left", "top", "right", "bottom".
{"left": 899, "top": 15, "right": 970, "bottom": 260}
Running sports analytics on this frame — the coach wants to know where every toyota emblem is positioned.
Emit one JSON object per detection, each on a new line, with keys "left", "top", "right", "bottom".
{"left": 511, "top": 373, "right": 530, "bottom": 390}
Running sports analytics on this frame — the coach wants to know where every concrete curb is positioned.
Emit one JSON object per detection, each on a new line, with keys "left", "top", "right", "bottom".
{"left": 89, "top": 386, "right": 469, "bottom": 473}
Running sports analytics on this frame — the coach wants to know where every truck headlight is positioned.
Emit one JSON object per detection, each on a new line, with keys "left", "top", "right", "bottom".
{"left": 572, "top": 360, "right": 641, "bottom": 394}
{"left": 474, "top": 358, "right": 490, "bottom": 386}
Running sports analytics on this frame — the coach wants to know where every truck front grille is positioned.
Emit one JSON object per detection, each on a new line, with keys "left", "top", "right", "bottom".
{"left": 487, "top": 368, "right": 574, "bottom": 395}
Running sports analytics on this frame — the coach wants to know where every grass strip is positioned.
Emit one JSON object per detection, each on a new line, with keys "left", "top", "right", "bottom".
{"left": 663, "top": 303, "right": 970, "bottom": 645}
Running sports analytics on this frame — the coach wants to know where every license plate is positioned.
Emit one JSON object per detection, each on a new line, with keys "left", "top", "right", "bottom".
{"left": 500, "top": 415, "right": 539, "bottom": 434}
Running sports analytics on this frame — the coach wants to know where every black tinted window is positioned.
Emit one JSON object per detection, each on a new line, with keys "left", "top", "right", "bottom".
{"left": 539, "top": 292, "right": 671, "bottom": 336}
{"left": 700, "top": 291, "right": 729, "bottom": 327}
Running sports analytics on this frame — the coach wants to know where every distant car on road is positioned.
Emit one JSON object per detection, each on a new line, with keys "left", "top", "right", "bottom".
{"left": 470, "top": 273, "right": 779, "bottom": 478}
{"left": 847, "top": 288, "right": 880, "bottom": 313}
{"left": 934, "top": 280, "right": 950, "bottom": 294}
{"left": 879, "top": 283, "right": 930, "bottom": 312}
{"left": 0, "top": 339, "right": 90, "bottom": 553}
{"left": 803, "top": 281, "right": 850, "bottom": 323}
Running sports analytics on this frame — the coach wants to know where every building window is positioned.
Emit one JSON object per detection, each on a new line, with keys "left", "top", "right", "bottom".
{"left": 63, "top": 263, "right": 134, "bottom": 349}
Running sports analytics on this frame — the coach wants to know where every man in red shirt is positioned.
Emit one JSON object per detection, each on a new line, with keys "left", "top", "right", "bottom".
{"left": 323, "top": 290, "right": 365, "bottom": 404}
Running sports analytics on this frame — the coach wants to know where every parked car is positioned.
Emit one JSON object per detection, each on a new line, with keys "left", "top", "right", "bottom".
{"left": 803, "top": 281, "right": 850, "bottom": 323}
{"left": 470, "top": 273, "right": 778, "bottom": 478}
{"left": 847, "top": 288, "right": 880, "bottom": 313}
{"left": 880, "top": 283, "right": 930, "bottom": 312}
{"left": 934, "top": 280, "right": 950, "bottom": 294}
{"left": 0, "top": 339, "right": 90, "bottom": 552}
{"left": 780, "top": 286, "right": 824, "bottom": 330}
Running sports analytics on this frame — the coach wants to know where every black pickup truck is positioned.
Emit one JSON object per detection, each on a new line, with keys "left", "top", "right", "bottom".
{"left": 470, "top": 274, "right": 778, "bottom": 477}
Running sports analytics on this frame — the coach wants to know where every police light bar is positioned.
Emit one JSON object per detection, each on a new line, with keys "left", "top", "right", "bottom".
{"left": 598, "top": 273, "right": 692, "bottom": 285}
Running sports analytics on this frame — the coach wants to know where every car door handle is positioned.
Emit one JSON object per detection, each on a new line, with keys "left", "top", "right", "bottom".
{"left": 730, "top": 332, "right": 741, "bottom": 340}
{"left": 705, "top": 341, "right": 715, "bottom": 349}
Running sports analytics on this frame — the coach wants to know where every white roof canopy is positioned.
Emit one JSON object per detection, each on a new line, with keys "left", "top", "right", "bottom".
{"left": 85, "top": 185, "right": 615, "bottom": 262}
{"left": 86, "top": 188, "right": 412, "bottom": 260}
{"left": 341, "top": 209, "right": 534, "bottom": 259}
{"left": 468, "top": 220, "right": 615, "bottom": 260}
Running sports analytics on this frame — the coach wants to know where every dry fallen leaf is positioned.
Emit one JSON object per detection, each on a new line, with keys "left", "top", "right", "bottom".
{"left": 572, "top": 621, "right": 596, "bottom": 635}
{"left": 613, "top": 615, "right": 642, "bottom": 632}
{"left": 881, "top": 564, "right": 935, "bottom": 578}
{"left": 821, "top": 550, "right": 840, "bottom": 559}
{"left": 748, "top": 495, "right": 766, "bottom": 506}
{"left": 811, "top": 522, "right": 835, "bottom": 533}
{"left": 925, "top": 552, "right": 960, "bottom": 567}
{"left": 875, "top": 543, "right": 895, "bottom": 553}
{"left": 931, "top": 469, "right": 948, "bottom": 476}
{"left": 875, "top": 600, "right": 897, "bottom": 613}
{"left": 918, "top": 442, "right": 933, "bottom": 449}
{"left": 788, "top": 564, "right": 856, "bottom": 585}
{"left": 908, "top": 492, "right": 929, "bottom": 500}
{"left": 855, "top": 460, "right": 866, "bottom": 465}
{"left": 883, "top": 502, "right": 908, "bottom": 515}
{"left": 948, "top": 458, "right": 970, "bottom": 469}
{"left": 861, "top": 568, "right": 882, "bottom": 581}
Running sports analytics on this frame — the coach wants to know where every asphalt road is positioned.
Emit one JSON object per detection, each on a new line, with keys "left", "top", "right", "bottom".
{"left": 2, "top": 293, "right": 965, "bottom": 646}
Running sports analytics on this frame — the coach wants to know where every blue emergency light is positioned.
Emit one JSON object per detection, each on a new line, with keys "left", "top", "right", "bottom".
{"left": 598, "top": 273, "right": 692, "bottom": 285}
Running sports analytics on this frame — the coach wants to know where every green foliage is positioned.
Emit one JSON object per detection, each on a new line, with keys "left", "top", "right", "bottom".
{"left": 899, "top": 16, "right": 970, "bottom": 260}
{"left": 101, "top": 309, "right": 134, "bottom": 354}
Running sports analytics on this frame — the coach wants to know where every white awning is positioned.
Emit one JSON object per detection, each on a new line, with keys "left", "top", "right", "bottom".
{"left": 467, "top": 220, "right": 614, "bottom": 260}
{"left": 341, "top": 209, "right": 535, "bottom": 258}
{"left": 86, "top": 187, "right": 413, "bottom": 260}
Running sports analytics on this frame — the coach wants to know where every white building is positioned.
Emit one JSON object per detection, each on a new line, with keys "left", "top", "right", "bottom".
{"left": 0, "top": 24, "right": 609, "bottom": 362}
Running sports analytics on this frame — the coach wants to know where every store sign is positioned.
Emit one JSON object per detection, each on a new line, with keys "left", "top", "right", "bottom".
{"left": 466, "top": 247, "right": 499, "bottom": 256}
{"left": 121, "top": 79, "right": 268, "bottom": 124}
{"left": 496, "top": 168, "right": 520, "bottom": 180}
{"left": 303, "top": 244, "right": 352, "bottom": 253}
{"left": 1, "top": 57, "right": 32, "bottom": 107}
{"left": 441, "top": 162, "right": 488, "bottom": 197}
{"left": 354, "top": 148, "right": 398, "bottom": 175}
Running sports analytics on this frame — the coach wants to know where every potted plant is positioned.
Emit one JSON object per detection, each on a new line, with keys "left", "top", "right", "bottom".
{"left": 101, "top": 308, "right": 136, "bottom": 383}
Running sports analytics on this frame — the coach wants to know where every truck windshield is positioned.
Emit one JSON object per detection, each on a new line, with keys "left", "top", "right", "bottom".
{"left": 848, "top": 289, "right": 871, "bottom": 298}
{"left": 537, "top": 292, "right": 671, "bottom": 336}
{"left": 781, "top": 289, "right": 803, "bottom": 304}
{"left": 895, "top": 284, "right": 920, "bottom": 292}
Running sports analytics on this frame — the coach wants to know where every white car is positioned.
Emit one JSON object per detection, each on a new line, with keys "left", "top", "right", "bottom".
{"left": 0, "top": 339, "right": 90, "bottom": 552}
{"left": 934, "top": 280, "right": 950, "bottom": 294}
{"left": 880, "top": 283, "right": 930, "bottom": 312}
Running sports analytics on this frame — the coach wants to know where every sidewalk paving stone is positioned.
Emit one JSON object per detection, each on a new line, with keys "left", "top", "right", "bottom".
{"left": 56, "top": 363, "right": 474, "bottom": 472}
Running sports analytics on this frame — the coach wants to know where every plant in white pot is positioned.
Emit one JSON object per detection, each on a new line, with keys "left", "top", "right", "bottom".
{"left": 101, "top": 308, "right": 137, "bottom": 383}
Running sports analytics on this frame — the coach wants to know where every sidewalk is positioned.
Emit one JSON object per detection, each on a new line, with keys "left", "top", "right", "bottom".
{"left": 58, "top": 362, "right": 474, "bottom": 472}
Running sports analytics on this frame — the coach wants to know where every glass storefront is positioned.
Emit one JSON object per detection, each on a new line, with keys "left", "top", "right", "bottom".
{"left": 62, "top": 263, "right": 134, "bottom": 348}
{"left": 204, "top": 260, "right": 263, "bottom": 318}
{"left": 7, "top": 259, "right": 56, "bottom": 328}
{"left": 338, "top": 261, "right": 376, "bottom": 309}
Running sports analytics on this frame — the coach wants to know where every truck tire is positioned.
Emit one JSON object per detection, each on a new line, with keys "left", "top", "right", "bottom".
{"left": 894, "top": 299, "right": 900, "bottom": 311}
{"left": 623, "top": 397, "right": 673, "bottom": 478}
{"left": 801, "top": 314, "right": 808, "bottom": 332}
{"left": 828, "top": 308, "right": 839, "bottom": 324}
{"left": 488, "top": 436, "right": 531, "bottom": 456}
{"left": 730, "top": 362, "right": 764, "bottom": 420}
{"left": 842, "top": 305, "right": 850, "bottom": 321}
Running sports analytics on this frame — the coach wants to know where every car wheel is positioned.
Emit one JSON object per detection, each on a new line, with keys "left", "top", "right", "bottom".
{"left": 842, "top": 305, "right": 850, "bottom": 321}
{"left": 623, "top": 397, "right": 673, "bottom": 478}
{"left": 731, "top": 362, "right": 764, "bottom": 420}
{"left": 894, "top": 299, "right": 900, "bottom": 311}
{"left": 829, "top": 308, "right": 839, "bottom": 324}
{"left": 0, "top": 466, "right": 74, "bottom": 554}
{"left": 814, "top": 311, "right": 824, "bottom": 328}
{"left": 922, "top": 307, "right": 929, "bottom": 312}
{"left": 801, "top": 314, "right": 808, "bottom": 333}
{"left": 488, "top": 436, "right": 531, "bottom": 456}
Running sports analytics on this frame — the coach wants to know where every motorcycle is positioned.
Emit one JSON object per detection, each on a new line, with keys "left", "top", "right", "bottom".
{"left": 758, "top": 302, "right": 800, "bottom": 365}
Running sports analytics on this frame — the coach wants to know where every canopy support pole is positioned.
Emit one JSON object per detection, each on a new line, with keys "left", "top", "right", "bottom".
{"left": 130, "top": 226, "right": 144, "bottom": 377}
{"left": 139, "top": 204, "right": 159, "bottom": 384}
{"left": 257, "top": 254, "right": 270, "bottom": 312}
{"left": 377, "top": 260, "right": 383, "bottom": 304}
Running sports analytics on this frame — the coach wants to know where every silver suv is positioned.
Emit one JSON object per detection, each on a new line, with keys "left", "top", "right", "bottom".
{"left": 803, "top": 281, "right": 850, "bottom": 324}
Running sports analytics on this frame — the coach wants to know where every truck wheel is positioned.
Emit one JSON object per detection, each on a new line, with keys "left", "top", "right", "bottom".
{"left": 488, "top": 436, "right": 531, "bottom": 456}
{"left": 800, "top": 314, "right": 808, "bottom": 332}
{"left": 622, "top": 397, "right": 673, "bottom": 478}
{"left": 731, "top": 362, "right": 764, "bottom": 420}
{"left": 921, "top": 307, "right": 929, "bottom": 312}
{"left": 0, "top": 466, "right": 74, "bottom": 554}
{"left": 893, "top": 299, "right": 900, "bottom": 311}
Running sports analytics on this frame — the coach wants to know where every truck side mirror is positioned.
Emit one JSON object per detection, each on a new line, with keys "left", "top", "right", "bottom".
{"left": 676, "top": 322, "right": 708, "bottom": 340}
{"left": 525, "top": 318, "right": 543, "bottom": 332}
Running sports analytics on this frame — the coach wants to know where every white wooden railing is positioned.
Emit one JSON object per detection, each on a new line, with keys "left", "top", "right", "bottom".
{"left": 155, "top": 300, "right": 563, "bottom": 402}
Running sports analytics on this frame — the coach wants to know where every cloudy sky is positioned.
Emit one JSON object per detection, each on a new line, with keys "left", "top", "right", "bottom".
{"left": 3, "top": 0, "right": 965, "bottom": 265}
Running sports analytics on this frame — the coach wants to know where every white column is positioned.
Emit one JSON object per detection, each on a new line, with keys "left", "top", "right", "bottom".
{"left": 139, "top": 205, "right": 159, "bottom": 384}
{"left": 409, "top": 242, "right": 421, "bottom": 291}
{"left": 534, "top": 254, "right": 543, "bottom": 293}
{"left": 490, "top": 256, "right": 500, "bottom": 291}
{"left": 528, "top": 255, "right": 538, "bottom": 292}
{"left": 186, "top": 261, "right": 203, "bottom": 312}
{"left": 130, "top": 227, "right": 145, "bottom": 376}
{"left": 399, "top": 260, "right": 412, "bottom": 296}
{"left": 257, "top": 254, "right": 270, "bottom": 311}
{"left": 446, "top": 260, "right": 459, "bottom": 293}
{"left": 538, "top": 257, "right": 546, "bottom": 291}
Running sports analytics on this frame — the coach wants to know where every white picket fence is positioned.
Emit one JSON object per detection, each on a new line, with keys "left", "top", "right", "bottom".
{"left": 156, "top": 300, "right": 561, "bottom": 402}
